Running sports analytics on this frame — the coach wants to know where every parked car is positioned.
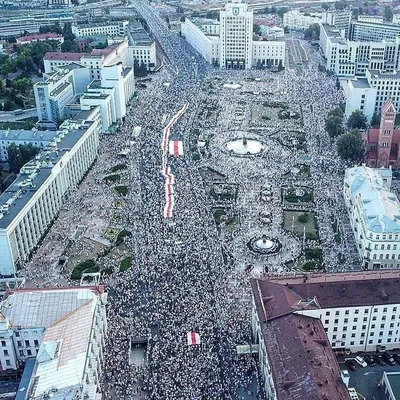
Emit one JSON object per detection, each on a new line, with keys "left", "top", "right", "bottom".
{"left": 364, "top": 354, "right": 376, "bottom": 366}
{"left": 373, "top": 355, "right": 386, "bottom": 366}
{"left": 354, "top": 356, "right": 367, "bottom": 367}
{"left": 345, "top": 359, "right": 357, "bottom": 371}
{"left": 382, "top": 352, "right": 396, "bottom": 366}
{"left": 392, "top": 354, "right": 400, "bottom": 365}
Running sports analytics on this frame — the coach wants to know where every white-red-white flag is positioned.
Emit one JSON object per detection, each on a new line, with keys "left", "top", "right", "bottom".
{"left": 187, "top": 332, "right": 201, "bottom": 346}
{"left": 169, "top": 140, "right": 184, "bottom": 156}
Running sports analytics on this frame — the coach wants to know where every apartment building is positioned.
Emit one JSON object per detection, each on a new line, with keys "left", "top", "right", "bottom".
{"left": 0, "top": 130, "right": 56, "bottom": 162}
{"left": 282, "top": 9, "right": 322, "bottom": 31}
{"left": 252, "top": 271, "right": 400, "bottom": 399}
{"left": 0, "top": 286, "right": 107, "bottom": 400}
{"left": 321, "top": 8, "right": 352, "bottom": 37}
{"left": 181, "top": 1, "right": 285, "bottom": 69}
{"left": 71, "top": 20, "right": 129, "bottom": 38}
{"left": 344, "top": 165, "right": 400, "bottom": 269}
{"left": 0, "top": 113, "right": 101, "bottom": 275}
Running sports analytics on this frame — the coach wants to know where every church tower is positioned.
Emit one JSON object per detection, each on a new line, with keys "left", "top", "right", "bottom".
{"left": 377, "top": 99, "right": 396, "bottom": 168}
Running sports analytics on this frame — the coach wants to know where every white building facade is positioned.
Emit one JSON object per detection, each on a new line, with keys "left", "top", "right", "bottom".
{"left": 0, "top": 115, "right": 101, "bottom": 275}
{"left": 344, "top": 165, "right": 400, "bottom": 270}
{"left": 283, "top": 9, "right": 322, "bottom": 31}
{"left": 181, "top": 1, "right": 285, "bottom": 69}
{"left": 71, "top": 20, "right": 129, "bottom": 38}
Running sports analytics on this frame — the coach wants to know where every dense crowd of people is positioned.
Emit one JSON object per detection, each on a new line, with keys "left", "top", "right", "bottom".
{"left": 17, "top": 2, "right": 364, "bottom": 399}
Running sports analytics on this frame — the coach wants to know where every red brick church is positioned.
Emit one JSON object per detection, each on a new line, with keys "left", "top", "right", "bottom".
{"left": 363, "top": 99, "right": 400, "bottom": 168}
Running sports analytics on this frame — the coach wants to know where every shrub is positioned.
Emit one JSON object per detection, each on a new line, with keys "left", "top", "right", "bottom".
{"left": 305, "top": 248, "right": 323, "bottom": 261}
{"left": 104, "top": 174, "right": 121, "bottom": 183}
{"left": 120, "top": 256, "right": 132, "bottom": 272}
{"left": 71, "top": 259, "right": 99, "bottom": 280}
{"left": 116, "top": 229, "right": 132, "bottom": 246}
{"left": 110, "top": 163, "right": 127, "bottom": 172}
{"left": 298, "top": 213, "right": 309, "bottom": 223}
{"left": 302, "top": 261, "right": 321, "bottom": 271}
{"left": 114, "top": 185, "right": 129, "bottom": 196}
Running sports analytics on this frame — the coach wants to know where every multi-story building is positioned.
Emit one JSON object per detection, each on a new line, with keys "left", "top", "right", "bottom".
{"left": 44, "top": 40, "right": 129, "bottom": 79}
{"left": 321, "top": 8, "right": 352, "bottom": 37}
{"left": 127, "top": 22, "right": 157, "bottom": 71}
{"left": 344, "top": 165, "right": 400, "bottom": 269}
{"left": 363, "top": 99, "right": 400, "bottom": 168}
{"left": 282, "top": 9, "right": 322, "bottom": 31}
{"left": 251, "top": 275, "right": 351, "bottom": 400}
{"left": 349, "top": 20, "right": 400, "bottom": 42}
{"left": 48, "top": 0, "right": 71, "bottom": 6}
{"left": 34, "top": 65, "right": 92, "bottom": 123}
{"left": 219, "top": 0, "right": 253, "bottom": 69}
{"left": 181, "top": 1, "right": 285, "bottom": 69}
{"left": 0, "top": 286, "right": 107, "bottom": 400}
{"left": 252, "top": 271, "right": 400, "bottom": 399}
{"left": 320, "top": 24, "right": 400, "bottom": 77}
{"left": 71, "top": 20, "right": 129, "bottom": 38}
{"left": 16, "top": 33, "right": 64, "bottom": 45}
{"left": 345, "top": 69, "right": 400, "bottom": 119}
{"left": 0, "top": 130, "right": 56, "bottom": 162}
{"left": 0, "top": 13, "right": 74, "bottom": 37}
{"left": 0, "top": 113, "right": 101, "bottom": 275}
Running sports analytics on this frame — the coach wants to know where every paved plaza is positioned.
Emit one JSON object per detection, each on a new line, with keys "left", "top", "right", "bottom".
{"left": 17, "top": 1, "right": 365, "bottom": 399}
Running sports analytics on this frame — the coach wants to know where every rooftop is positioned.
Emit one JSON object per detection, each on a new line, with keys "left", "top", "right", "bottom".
{"left": 0, "top": 119, "right": 96, "bottom": 230}
{"left": 0, "top": 286, "right": 102, "bottom": 328}
{"left": 349, "top": 77, "right": 371, "bottom": 89}
{"left": 17, "top": 33, "right": 63, "bottom": 43}
{"left": 0, "top": 130, "right": 56, "bottom": 143}
{"left": 345, "top": 165, "right": 400, "bottom": 233}
{"left": 29, "top": 301, "right": 96, "bottom": 399}
{"left": 385, "top": 372, "right": 400, "bottom": 398}
{"left": 43, "top": 52, "right": 83, "bottom": 61}
{"left": 252, "top": 278, "right": 349, "bottom": 400}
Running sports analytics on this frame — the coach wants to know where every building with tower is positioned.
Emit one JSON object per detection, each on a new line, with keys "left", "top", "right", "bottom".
{"left": 363, "top": 99, "right": 400, "bottom": 168}
{"left": 181, "top": 0, "right": 285, "bottom": 69}
{"left": 219, "top": 0, "right": 253, "bottom": 69}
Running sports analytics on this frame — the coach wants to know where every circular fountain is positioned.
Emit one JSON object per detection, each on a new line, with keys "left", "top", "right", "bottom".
{"left": 247, "top": 235, "right": 281, "bottom": 255}
{"left": 225, "top": 137, "right": 265, "bottom": 156}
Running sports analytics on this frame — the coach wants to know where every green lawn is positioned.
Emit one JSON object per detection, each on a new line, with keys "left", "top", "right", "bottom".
{"left": 283, "top": 210, "right": 318, "bottom": 240}
{"left": 120, "top": 256, "right": 132, "bottom": 272}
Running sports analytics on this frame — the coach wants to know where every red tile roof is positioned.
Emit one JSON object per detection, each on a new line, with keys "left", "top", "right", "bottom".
{"left": 17, "top": 33, "right": 63, "bottom": 43}
{"left": 252, "top": 278, "right": 350, "bottom": 400}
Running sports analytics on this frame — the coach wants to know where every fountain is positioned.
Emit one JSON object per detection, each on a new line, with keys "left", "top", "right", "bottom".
{"left": 225, "top": 137, "right": 265, "bottom": 156}
{"left": 248, "top": 235, "right": 282, "bottom": 255}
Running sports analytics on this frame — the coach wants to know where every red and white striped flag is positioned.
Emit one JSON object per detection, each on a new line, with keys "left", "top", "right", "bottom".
{"left": 187, "top": 332, "right": 201, "bottom": 346}
{"left": 169, "top": 140, "right": 183, "bottom": 156}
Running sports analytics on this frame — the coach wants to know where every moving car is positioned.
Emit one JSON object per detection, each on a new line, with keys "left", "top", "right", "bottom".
{"left": 354, "top": 356, "right": 367, "bottom": 368}
{"left": 345, "top": 359, "right": 357, "bottom": 371}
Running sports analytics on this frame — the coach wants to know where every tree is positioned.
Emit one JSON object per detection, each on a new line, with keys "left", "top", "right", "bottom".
{"left": 334, "top": 1, "right": 347, "bottom": 10}
{"left": 322, "top": 3, "right": 329, "bottom": 10}
{"left": 328, "top": 107, "right": 344, "bottom": 118}
{"left": 3, "top": 100, "right": 13, "bottom": 111}
{"left": 276, "top": 7, "right": 289, "bottom": 18}
{"left": 347, "top": 109, "right": 367, "bottom": 130}
{"left": 304, "top": 23, "right": 320, "bottom": 40}
{"left": 371, "top": 112, "right": 381, "bottom": 128}
{"left": 61, "top": 40, "right": 80, "bottom": 53}
{"left": 7, "top": 143, "right": 40, "bottom": 173}
{"left": 384, "top": 5, "right": 393, "bottom": 22}
{"left": 325, "top": 115, "right": 344, "bottom": 139}
{"left": 253, "top": 23, "right": 262, "bottom": 36}
{"left": 206, "top": 10, "right": 219, "bottom": 20}
{"left": 7, "top": 143, "right": 21, "bottom": 173}
{"left": 337, "top": 130, "right": 365, "bottom": 163}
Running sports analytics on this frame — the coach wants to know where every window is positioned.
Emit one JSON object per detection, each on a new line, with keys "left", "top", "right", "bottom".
{"left": 34, "top": 340, "right": 39, "bottom": 347}
{"left": 344, "top": 318, "right": 348, "bottom": 323}
{"left": 334, "top": 319, "right": 339, "bottom": 324}
{"left": 19, "top": 350, "right": 24, "bottom": 357}
{"left": 24, "top": 341, "right": 30, "bottom": 347}
{"left": 17, "top": 341, "right": 21, "bottom": 347}
{"left": 372, "top": 324, "right": 376, "bottom": 329}
{"left": 5, "top": 360, "right": 10, "bottom": 366}
{"left": 325, "top": 320, "right": 329, "bottom": 324}
{"left": 351, "top": 333, "right": 356, "bottom": 338}
{"left": 369, "top": 340, "right": 373, "bottom": 344}
{"left": 0, "top": 341, "right": 5, "bottom": 347}
{"left": 335, "top": 311, "right": 340, "bottom": 316}
{"left": 360, "top": 340, "right": 364, "bottom": 345}
{"left": 3, "top": 350, "right": 8, "bottom": 356}
{"left": 27, "top": 350, "right": 32, "bottom": 356}
{"left": 353, "top": 318, "right": 358, "bottom": 323}
{"left": 333, "top": 327, "right": 338, "bottom": 332}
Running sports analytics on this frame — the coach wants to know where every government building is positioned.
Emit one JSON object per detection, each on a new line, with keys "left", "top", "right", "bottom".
{"left": 181, "top": 0, "right": 285, "bottom": 69}
{"left": 0, "top": 111, "right": 101, "bottom": 276}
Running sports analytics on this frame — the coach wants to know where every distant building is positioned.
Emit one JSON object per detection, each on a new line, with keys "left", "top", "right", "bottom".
{"left": 16, "top": 33, "right": 64, "bottom": 45}
{"left": 252, "top": 271, "right": 400, "bottom": 399}
{"left": 282, "top": 9, "right": 322, "bottom": 31}
{"left": 0, "top": 286, "right": 107, "bottom": 400}
{"left": 344, "top": 69, "right": 400, "bottom": 120}
{"left": 0, "top": 114, "right": 101, "bottom": 275}
{"left": 344, "top": 164, "right": 400, "bottom": 269}
{"left": 321, "top": 8, "right": 352, "bottom": 37}
{"left": 71, "top": 20, "right": 129, "bottom": 37}
{"left": 181, "top": 0, "right": 285, "bottom": 69}
{"left": 0, "top": 130, "right": 56, "bottom": 162}
{"left": 349, "top": 20, "right": 400, "bottom": 42}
